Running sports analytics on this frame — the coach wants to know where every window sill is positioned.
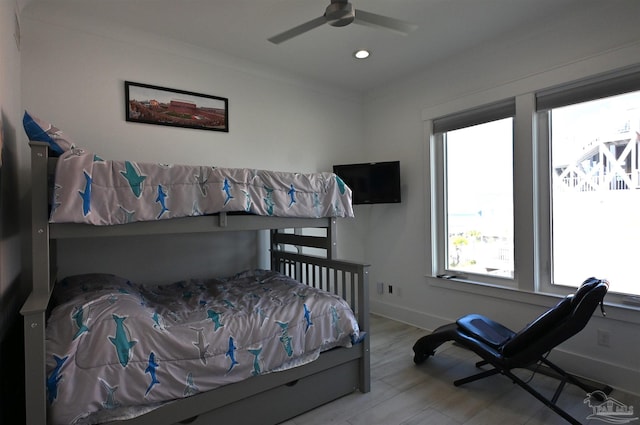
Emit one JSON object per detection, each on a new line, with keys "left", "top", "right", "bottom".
{"left": 427, "top": 275, "right": 640, "bottom": 325}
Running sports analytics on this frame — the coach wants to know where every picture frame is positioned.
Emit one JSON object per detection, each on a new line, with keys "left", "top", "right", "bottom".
{"left": 125, "top": 81, "right": 228, "bottom": 132}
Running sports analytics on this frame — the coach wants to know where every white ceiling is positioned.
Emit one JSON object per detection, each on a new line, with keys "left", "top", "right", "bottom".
{"left": 27, "top": 0, "right": 608, "bottom": 94}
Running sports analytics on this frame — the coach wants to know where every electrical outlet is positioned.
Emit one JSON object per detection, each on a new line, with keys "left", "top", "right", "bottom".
{"left": 388, "top": 284, "right": 393, "bottom": 294}
{"left": 597, "top": 329, "right": 611, "bottom": 347}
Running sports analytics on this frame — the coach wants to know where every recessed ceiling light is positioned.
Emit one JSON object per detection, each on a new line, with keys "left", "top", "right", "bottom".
{"left": 353, "top": 49, "right": 370, "bottom": 59}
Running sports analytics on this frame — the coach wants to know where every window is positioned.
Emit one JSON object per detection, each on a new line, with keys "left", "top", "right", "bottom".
{"left": 430, "top": 66, "right": 640, "bottom": 301}
{"left": 538, "top": 79, "right": 640, "bottom": 297}
{"left": 432, "top": 99, "right": 515, "bottom": 287}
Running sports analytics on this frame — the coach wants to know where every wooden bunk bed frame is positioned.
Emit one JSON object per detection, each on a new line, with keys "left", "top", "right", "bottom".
{"left": 21, "top": 142, "right": 370, "bottom": 425}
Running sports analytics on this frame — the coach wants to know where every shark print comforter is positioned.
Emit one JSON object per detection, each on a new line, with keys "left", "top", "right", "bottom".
{"left": 49, "top": 148, "right": 354, "bottom": 225}
{"left": 45, "top": 270, "right": 363, "bottom": 425}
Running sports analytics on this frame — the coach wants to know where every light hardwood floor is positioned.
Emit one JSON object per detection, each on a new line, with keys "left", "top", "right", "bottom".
{"left": 283, "top": 314, "right": 640, "bottom": 425}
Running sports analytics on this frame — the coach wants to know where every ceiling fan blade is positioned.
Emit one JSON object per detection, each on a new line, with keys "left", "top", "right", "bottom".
{"left": 353, "top": 9, "right": 418, "bottom": 35}
{"left": 268, "top": 15, "right": 328, "bottom": 44}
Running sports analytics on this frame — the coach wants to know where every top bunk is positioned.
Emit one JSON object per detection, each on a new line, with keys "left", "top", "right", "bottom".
{"left": 31, "top": 141, "right": 347, "bottom": 240}
{"left": 25, "top": 111, "right": 353, "bottom": 240}
{"left": 30, "top": 150, "right": 353, "bottom": 239}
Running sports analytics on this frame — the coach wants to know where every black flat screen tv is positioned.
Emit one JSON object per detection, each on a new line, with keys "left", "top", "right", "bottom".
{"left": 333, "top": 161, "right": 401, "bottom": 205}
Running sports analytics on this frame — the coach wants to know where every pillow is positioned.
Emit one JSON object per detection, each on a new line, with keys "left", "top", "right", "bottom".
{"left": 23, "top": 111, "right": 75, "bottom": 155}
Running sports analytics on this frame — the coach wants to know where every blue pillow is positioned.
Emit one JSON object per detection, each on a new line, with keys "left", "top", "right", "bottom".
{"left": 23, "top": 111, "right": 75, "bottom": 155}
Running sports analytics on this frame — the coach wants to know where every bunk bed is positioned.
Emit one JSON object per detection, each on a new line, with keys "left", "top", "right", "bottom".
{"left": 21, "top": 135, "right": 370, "bottom": 425}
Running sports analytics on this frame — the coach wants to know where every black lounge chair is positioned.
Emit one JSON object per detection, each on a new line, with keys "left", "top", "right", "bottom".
{"left": 412, "top": 277, "right": 611, "bottom": 425}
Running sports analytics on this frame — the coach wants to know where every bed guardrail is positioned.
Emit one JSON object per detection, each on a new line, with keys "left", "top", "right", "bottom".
{"left": 272, "top": 250, "right": 371, "bottom": 393}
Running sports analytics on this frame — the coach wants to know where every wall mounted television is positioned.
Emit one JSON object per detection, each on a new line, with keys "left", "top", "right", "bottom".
{"left": 333, "top": 161, "right": 401, "bottom": 205}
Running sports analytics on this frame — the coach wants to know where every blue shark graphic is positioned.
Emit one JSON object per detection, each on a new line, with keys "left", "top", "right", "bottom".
{"left": 78, "top": 170, "right": 92, "bottom": 216}
{"left": 109, "top": 314, "right": 137, "bottom": 367}
{"left": 206, "top": 309, "right": 224, "bottom": 331}
{"left": 155, "top": 185, "right": 169, "bottom": 219}
{"left": 72, "top": 306, "right": 89, "bottom": 340}
{"left": 52, "top": 184, "right": 62, "bottom": 214}
{"left": 330, "top": 306, "right": 344, "bottom": 339}
{"left": 225, "top": 336, "right": 239, "bottom": 373}
{"left": 351, "top": 331, "right": 366, "bottom": 345}
{"left": 242, "top": 190, "right": 252, "bottom": 212}
{"left": 313, "top": 192, "right": 321, "bottom": 215}
{"left": 93, "top": 154, "right": 104, "bottom": 162}
{"left": 222, "top": 178, "right": 234, "bottom": 206}
{"left": 184, "top": 372, "right": 199, "bottom": 397}
{"left": 303, "top": 304, "right": 313, "bottom": 333}
{"left": 192, "top": 201, "right": 203, "bottom": 216}
{"left": 191, "top": 327, "right": 210, "bottom": 365}
{"left": 333, "top": 202, "right": 343, "bottom": 217}
{"left": 255, "top": 307, "right": 269, "bottom": 327}
{"left": 263, "top": 186, "right": 275, "bottom": 216}
{"left": 287, "top": 184, "right": 297, "bottom": 208}
{"left": 120, "top": 161, "right": 147, "bottom": 198}
{"left": 276, "top": 321, "right": 293, "bottom": 357}
{"left": 248, "top": 347, "right": 262, "bottom": 376}
{"left": 118, "top": 205, "right": 136, "bottom": 223}
{"left": 335, "top": 176, "right": 347, "bottom": 195}
{"left": 194, "top": 169, "right": 209, "bottom": 196}
{"left": 99, "top": 378, "right": 121, "bottom": 410}
{"left": 144, "top": 352, "right": 160, "bottom": 396}
{"left": 46, "top": 354, "right": 68, "bottom": 404}
{"left": 167, "top": 311, "right": 180, "bottom": 322}
{"left": 151, "top": 312, "right": 166, "bottom": 332}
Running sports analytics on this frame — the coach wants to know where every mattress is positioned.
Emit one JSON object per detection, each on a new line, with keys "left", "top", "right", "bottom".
{"left": 49, "top": 148, "right": 353, "bottom": 225}
{"left": 45, "top": 270, "right": 363, "bottom": 425}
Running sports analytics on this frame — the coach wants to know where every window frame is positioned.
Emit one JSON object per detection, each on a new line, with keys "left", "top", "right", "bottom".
{"left": 427, "top": 64, "right": 640, "bottom": 309}
{"left": 431, "top": 100, "right": 518, "bottom": 288}
{"left": 535, "top": 66, "right": 640, "bottom": 302}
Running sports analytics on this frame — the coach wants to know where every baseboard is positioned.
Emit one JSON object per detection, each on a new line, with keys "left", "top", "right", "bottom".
{"left": 370, "top": 299, "right": 449, "bottom": 331}
{"left": 371, "top": 300, "right": 640, "bottom": 397}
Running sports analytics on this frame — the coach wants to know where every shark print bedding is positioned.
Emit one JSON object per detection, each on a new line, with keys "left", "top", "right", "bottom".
{"left": 49, "top": 148, "right": 354, "bottom": 225}
{"left": 45, "top": 270, "right": 363, "bottom": 425}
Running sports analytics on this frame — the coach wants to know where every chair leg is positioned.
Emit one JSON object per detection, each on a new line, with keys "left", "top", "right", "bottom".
{"left": 453, "top": 362, "right": 587, "bottom": 425}
{"left": 540, "top": 358, "right": 613, "bottom": 397}
{"left": 502, "top": 369, "right": 583, "bottom": 425}
{"left": 453, "top": 367, "right": 500, "bottom": 387}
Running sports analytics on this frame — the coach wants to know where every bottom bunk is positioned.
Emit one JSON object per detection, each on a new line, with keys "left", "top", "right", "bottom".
{"left": 22, "top": 249, "right": 370, "bottom": 425}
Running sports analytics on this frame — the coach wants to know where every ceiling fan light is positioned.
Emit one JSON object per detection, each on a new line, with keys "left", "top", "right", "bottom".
{"left": 354, "top": 49, "right": 370, "bottom": 59}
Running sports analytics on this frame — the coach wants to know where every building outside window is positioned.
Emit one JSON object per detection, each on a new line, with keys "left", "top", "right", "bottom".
{"left": 542, "top": 89, "right": 640, "bottom": 297}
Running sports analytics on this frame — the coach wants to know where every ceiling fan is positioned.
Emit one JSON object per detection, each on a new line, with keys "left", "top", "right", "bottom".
{"left": 268, "top": 0, "right": 418, "bottom": 44}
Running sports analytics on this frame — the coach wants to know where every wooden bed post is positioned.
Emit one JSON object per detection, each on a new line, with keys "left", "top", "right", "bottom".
{"left": 21, "top": 142, "right": 53, "bottom": 425}
{"left": 357, "top": 263, "right": 371, "bottom": 393}
{"left": 29, "top": 142, "right": 52, "bottom": 295}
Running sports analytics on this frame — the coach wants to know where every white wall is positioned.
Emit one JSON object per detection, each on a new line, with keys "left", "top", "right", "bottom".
{"left": 19, "top": 5, "right": 367, "bottom": 283}
{"left": 363, "top": 2, "right": 640, "bottom": 395}
{"left": 0, "top": 0, "right": 24, "bottom": 328}
{"left": 1, "top": 0, "right": 30, "bottom": 422}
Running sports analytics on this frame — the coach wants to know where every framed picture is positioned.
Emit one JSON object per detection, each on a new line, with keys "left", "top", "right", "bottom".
{"left": 125, "top": 81, "right": 228, "bottom": 132}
